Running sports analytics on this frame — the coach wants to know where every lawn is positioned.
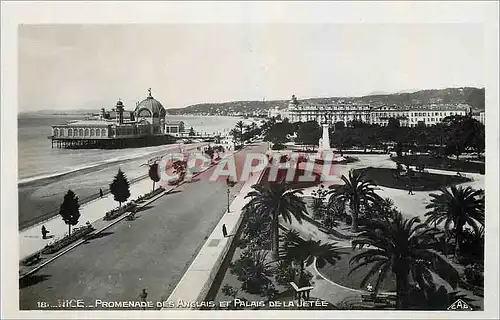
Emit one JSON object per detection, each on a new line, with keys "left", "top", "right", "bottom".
{"left": 354, "top": 167, "right": 471, "bottom": 191}
{"left": 391, "top": 155, "right": 484, "bottom": 174}
{"left": 259, "top": 166, "right": 322, "bottom": 189}
{"left": 317, "top": 248, "right": 397, "bottom": 292}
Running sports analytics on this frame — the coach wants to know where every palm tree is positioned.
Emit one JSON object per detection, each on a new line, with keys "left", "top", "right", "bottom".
{"left": 407, "top": 284, "right": 478, "bottom": 310}
{"left": 327, "top": 169, "right": 382, "bottom": 232}
{"left": 350, "top": 212, "right": 459, "bottom": 310}
{"left": 242, "top": 206, "right": 272, "bottom": 249}
{"left": 425, "top": 186, "right": 484, "bottom": 260}
{"left": 244, "top": 182, "right": 307, "bottom": 258}
{"left": 279, "top": 230, "right": 343, "bottom": 285}
{"left": 235, "top": 120, "right": 245, "bottom": 146}
{"left": 230, "top": 249, "right": 274, "bottom": 295}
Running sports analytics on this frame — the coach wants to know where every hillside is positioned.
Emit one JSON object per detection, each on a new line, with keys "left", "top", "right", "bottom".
{"left": 166, "top": 87, "right": 485, "bottom": 116}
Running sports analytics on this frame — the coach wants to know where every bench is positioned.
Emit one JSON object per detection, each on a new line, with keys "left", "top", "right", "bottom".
{"left": 22, "top": 252, "right": 42, "bottom": 266}
{"left": 290, "top": 282, "right": 314, "bottom": 300}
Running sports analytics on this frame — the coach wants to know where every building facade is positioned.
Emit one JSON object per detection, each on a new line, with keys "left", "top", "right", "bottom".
{"left": 287, "top": 95, "right": 371, "bottom": 124}
{"left": 165, "top": 120, "right": 185, "bottom": 136}
{"left": 286, "top": 95, "right": 472, "bottom": 127}
{"left": 473, "top": 111, "right": 486, "bottom": 125}
{"left": 50, "top": 89, "right": 177, "bottom": 148}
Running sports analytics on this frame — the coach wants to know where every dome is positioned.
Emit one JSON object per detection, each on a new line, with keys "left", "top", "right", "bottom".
{"left": 135, "top": 89, "right": 166, "bottom": 118}
{"left": 116, "top": 100, "right": 124, "bottom": 106}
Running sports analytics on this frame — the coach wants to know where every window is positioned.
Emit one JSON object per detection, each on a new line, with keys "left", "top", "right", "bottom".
{"left": 54, "top": 129, "right": 59, "bottom": 137}
{"left": 101, "top": 129, "right": 106, "bottom": 137}
{"left": 90, "top": 129, "right": 95, "bottom": 136}
{"left": 96, "top": 129, "right": 100, "bottom": 136}
{"left": 68, "top": 129, "right": 73, "bottom": 136}
{"left": 84, "top": 129, "right": 89, "bottom": 136}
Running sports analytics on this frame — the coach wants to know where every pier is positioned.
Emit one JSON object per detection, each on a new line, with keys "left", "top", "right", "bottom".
{"left": 48, "top": 135, "right": 178, "bottom": 149}
{"left": 48, "top": 134, "right": 220, "bottom": 149}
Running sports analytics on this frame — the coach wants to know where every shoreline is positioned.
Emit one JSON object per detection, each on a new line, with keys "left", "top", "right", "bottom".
{"left": 18, "top": 142, "right": 208, "bottom": 231}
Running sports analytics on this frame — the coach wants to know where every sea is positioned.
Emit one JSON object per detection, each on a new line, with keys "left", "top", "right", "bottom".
{"left": 17, "top": 113, "right": 243, "bottom": 230}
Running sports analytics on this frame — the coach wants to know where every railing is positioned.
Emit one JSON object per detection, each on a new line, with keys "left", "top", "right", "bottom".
{"left": 19, "top": 173, "right": 149, "bottom": 231}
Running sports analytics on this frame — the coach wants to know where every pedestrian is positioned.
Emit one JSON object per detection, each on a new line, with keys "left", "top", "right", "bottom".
{"left": 222, "top": 224, "right": 228, "bottom": 237}
{"left": 408, "top": 184, "right": 414, "bottom": 195}
{"left": 41, "top": 225, "right": 48, "bottom": 239}
{"left": 139, "top": 288, "right": 148, "bottom": 310}
{"left": 99, "top": 188, "right": 103, "bottom": 198}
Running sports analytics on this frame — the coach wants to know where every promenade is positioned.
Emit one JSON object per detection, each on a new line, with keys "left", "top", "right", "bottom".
{"left": 19, "top": 143, "right": 267, "bottom": 310}
{"left": 165, "top": 161, "right": 264, "bottom": 307}
{"left": 19, "top": 143, "right": 207, "bottom": 260}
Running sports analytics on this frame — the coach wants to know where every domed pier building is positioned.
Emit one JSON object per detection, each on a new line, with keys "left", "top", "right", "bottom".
{"left": 50, "top": 89, "right": 180, "bottom": 149}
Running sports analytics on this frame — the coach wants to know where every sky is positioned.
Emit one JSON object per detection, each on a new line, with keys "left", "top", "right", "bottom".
{"left": 18, "top": 24, "right": 484, "bottom": 112}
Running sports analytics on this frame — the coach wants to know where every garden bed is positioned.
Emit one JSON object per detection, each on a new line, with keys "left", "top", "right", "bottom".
{"left": 259, "top": 166, "right": 322, "bottom": 190}
{"left": 104, "top": 202, "right": 138, "bottom": 220}
{"left": 353, "top": 167, "right": 471, "bottom": 191}
{"left": 135, "top": 187, "right": 165, "bottom": 203}
{"left": 391, "top": 155, "right": 485, "bottom": 174}
{"left": 41, "top": 224, "right": 95, "bottom": 255}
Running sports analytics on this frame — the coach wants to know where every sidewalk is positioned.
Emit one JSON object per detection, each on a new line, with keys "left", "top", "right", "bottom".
{"left": 164, "top": 167, "right": 263, "bottom": 308}
{"left": 19, "top": 142, "right": 210, "bottom": 260}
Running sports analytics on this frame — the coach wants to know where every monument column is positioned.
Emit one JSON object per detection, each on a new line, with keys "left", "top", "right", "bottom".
{"left": 318, "top": 114, "right": 332, "bottom": 153}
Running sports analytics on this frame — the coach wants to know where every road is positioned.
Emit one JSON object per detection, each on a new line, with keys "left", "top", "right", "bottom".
{"left": 20, "top": 143, "right": 267, "bottom": 310}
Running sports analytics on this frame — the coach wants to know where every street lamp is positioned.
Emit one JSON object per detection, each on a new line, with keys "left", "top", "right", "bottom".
{"left": 226, "top": 188, "right": 231, "bottom": 213}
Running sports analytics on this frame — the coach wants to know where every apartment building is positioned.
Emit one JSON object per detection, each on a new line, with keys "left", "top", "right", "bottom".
{"left": 287, "top": 95, "right": 472, "bottom": 127}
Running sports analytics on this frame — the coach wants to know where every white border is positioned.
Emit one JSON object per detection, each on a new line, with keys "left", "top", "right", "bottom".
{"left": 2, "top": 1, "right": 499, "bottom": 319}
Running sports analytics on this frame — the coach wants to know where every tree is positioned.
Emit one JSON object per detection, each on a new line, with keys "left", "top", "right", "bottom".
{"left": 148, "top": 162, "right": 160, "bottom": 192}
{"left": 359, "top": 197, "right": 398, "bottom": 222}
{"left": 443, "top": 115, "right": 469, "bottom": 160}
{"left": 235, "top": 121, "right": 245, "bottom": 146}
{"left": 310, "top": 184, "right": 329, "bottom": 220}
{"left": 327, "top": 169, "right": 382, "bottom": 232}
{"left": 407, "top": 284, "right": 478, "bottom": 310}
{"left": 425, "top": 186, "right": 484, "bottom": 260}
{"left": 243, "top": 182, "right": 307, "bottom": 258}
{"left": 205, "top": 145, "right": 215, "bottom": 160}
{"left": 351, "top": 212, "right": 459, "bottom": 310}
{"left": 189, "top": 127, "right": 195, "bottom": 136}
{"left": 229, "top": 249, "right": 274, "bottom": 295}
{"left": 330, "top": 129, "right": 351, "bottom": 156}
{"left": 229, "top": 128, "right": 241, "bottom": 145}
{"left": 296, "top": 121, "right": 322, "bottom": 151}
{"left": 239, "top": 205, "right": 272, "bottom": 250}
{"left": 466, "top": 118, "right": 485, "bottom": 158}
{"left": 334, "top": 121, "right": 345, "bottom": 131}
{"left": 279, "top": 230, "right": 343, "bottom": 285}
{"left": 109, "top": 168, "right": 131, "bottom": 207}
{"left": 264, "top": 119, "right": 295, "bottom": 144}
{"left": 59, "top": 189, "right": 81, "bottom": 236}
{"left": 172, "top": 159, "right": 188, "bottom": 181}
